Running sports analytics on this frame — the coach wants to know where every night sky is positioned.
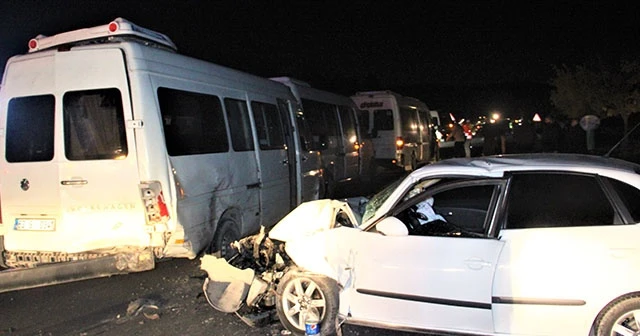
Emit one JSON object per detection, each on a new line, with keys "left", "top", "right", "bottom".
{"left": 1, "top": 1, "right": 639, "bottom": 118}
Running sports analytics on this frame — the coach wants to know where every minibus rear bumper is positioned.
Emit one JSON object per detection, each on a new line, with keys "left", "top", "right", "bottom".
{"left": 0, "top": 250, "right": 154, "bottom": 293}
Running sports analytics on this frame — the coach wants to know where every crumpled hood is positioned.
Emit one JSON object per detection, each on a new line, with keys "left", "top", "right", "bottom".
{"left": 268, "top": 199, "right": 350, "bottom": 242}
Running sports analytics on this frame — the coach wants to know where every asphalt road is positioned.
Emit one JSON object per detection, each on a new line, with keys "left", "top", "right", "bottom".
{"left": 0, "top": 257, "right": 421, "bottom": 336}
{"left": 1, "top": 167, "right": 421, "bottom": 336}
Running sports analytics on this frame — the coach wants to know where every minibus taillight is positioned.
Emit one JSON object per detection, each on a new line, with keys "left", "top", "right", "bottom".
{"left": 141, "top": 182, "right": 170, "bottom": 225}
{"left": 396, "top": 137, "right": 405, "bottom": 150}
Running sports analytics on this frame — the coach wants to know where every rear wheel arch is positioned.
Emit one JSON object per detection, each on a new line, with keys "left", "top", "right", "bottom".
{"left": 591, "top": 292, "right": 640, "bottom": 335}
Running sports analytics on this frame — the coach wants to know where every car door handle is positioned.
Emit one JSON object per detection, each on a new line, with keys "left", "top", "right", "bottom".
{"left": 464, "top": 258, "right": 492, "bottom": 270}
{"left": 61, "top": 179, "right": 88, "bottom": 186}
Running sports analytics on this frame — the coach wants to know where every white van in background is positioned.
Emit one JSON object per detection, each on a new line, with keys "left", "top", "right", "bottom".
{"left": 0, "top": 18, "right": 322, "bottom": 292}
{"left": 351, "top": 91, "right": 436, "bottom": 170}
{"left": 271, "top": 77, "right": 375, "bottom": 197}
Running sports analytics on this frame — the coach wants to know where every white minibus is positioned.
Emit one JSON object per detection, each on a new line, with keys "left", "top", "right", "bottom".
{"left": 0, "top": 18, "right": 322, "bottom": 292}
{"left": 351, "top": 91, "right": 436, "bottom": 170}
{"left": 270, "top": 77, "right": 375, "bottom": 196}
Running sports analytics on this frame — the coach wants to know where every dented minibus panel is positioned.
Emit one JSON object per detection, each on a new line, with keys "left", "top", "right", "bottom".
{"left": 0, "top": 18, "right": 322, "bottom": 292}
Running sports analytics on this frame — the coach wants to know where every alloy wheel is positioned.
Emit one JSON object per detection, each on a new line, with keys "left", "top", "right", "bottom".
{"left": 281, "top": 277, "right": 327, "bottom": 330}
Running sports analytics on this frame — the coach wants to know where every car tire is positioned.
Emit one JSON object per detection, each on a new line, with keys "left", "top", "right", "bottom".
{"left": 594, "top": 295, "right": 640, "bottom": 336}
{"left": 275, "top": 269, "right": 339, "bottom": 336}
{"left": 208, "top": 218, "right": 240, "bottom": 260}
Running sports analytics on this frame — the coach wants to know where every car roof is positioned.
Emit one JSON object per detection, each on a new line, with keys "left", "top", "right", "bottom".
{"left": 362, "top": 153, "right": 640, "bottom": 229}
{"left": 413, "top": 153, "right": 640, "bottom": 179}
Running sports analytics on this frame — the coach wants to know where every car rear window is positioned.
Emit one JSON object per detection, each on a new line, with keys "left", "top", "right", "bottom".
{"left": 506, "top": 173, "right": 615, "bottom": 229}
{"left": 6, "top": 94, "right": 55, "bottom": 162}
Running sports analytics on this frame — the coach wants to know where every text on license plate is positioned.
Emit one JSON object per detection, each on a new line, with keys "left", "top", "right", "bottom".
{"left": 14, "top": 218, "right": 56, "bottom": 231}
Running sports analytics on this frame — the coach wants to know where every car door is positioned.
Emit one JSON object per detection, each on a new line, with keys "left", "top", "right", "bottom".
{"left": 343, "top": 180, "right": 505, "bottom": 334}
{"left": 492, "top": 172, "right": 637, "bottom": 335}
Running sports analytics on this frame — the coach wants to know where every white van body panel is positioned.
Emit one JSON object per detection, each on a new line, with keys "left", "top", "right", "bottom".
{"left": 0, "top": 20, "right": 322, "bottom": 281}
{"left": 352, "top": 91, "right": 433, "bottom": 170}
{"left": 1, "top": 49, "right": 146, "bottom": 253}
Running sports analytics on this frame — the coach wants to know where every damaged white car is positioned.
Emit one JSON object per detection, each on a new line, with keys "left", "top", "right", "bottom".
{"left": 202, "top": 154, "right": 640, "bottom": 336}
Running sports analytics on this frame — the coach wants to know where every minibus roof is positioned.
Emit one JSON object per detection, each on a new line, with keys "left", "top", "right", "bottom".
{"left": 27, "top": 18, "right": 177, "bottom": 53}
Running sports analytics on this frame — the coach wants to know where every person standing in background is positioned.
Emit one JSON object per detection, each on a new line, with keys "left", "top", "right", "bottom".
{"left": 462, "top": 120, "right": 473, "bottom": 158}
{"left": 514, "top": 120, "right": 536, "bottom": 153}
{"left": 541, "top": 114, "right": 562, "bottom": 153}
{"left": 482, "top": 120, "right": 507, "bottom": 156}
{"left": 564, "top": 118, "right": 587, "bottom": 153}
{"left": 447, "top": 122, "right": 466, "bottom": 158}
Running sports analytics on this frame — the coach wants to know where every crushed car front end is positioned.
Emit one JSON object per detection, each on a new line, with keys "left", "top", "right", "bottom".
{"left": 200, "top": 199, "right": 361, "bottom": 333}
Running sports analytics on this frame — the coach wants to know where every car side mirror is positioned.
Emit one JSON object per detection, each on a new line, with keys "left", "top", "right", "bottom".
{"left": 376, "top": 217, "right": 408, "bottom": 236}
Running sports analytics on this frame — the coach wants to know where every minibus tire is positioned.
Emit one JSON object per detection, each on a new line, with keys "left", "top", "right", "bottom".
{"left": 212, "top": 219, "right": 240, "bottom": 260}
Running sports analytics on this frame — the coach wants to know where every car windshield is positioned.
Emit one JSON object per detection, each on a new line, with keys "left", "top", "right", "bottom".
{"left": 360, "top": 178, "right": 403, "bottom": 225}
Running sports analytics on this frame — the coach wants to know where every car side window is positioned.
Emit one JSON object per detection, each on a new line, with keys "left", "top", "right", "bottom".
{"left": 505, "top": 173, "right": 615, "bottom": 229}
{"left": 607, "top": 177, "right": 640, "bottom": 223}
{"left": 396, "top": 181, "right": 498, "bottom": 238}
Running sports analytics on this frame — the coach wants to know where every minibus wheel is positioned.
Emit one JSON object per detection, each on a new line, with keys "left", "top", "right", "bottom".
{"left": 210, "top": 219, "right": 240, "bottom": 260}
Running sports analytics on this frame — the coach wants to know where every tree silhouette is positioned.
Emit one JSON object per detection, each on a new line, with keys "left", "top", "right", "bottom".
{"left": 550, "top": 61, "right": 640, "bottom": 133}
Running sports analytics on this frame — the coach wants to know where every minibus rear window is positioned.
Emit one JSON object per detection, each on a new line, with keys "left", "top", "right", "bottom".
{"left": 373, "top": 109, "right": 393, "bottom": 131}
{"left": 64, "top": 88, "right": 128, "bottom": 160}
{"left": 6, "top": 94, "right": 55, "bottom": 162}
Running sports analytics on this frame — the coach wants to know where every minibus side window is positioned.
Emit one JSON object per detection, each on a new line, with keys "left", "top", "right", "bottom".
{"left": 400, "top": 107, "right": 419, "bottom": 143}
{"left": 158, "top": 87, "right": 229, "bottom": 156}
{"left": 224, "top": 98, "right": 254, "bottom": 152}
{"left": 357, "top": 109, "right": 371, "bottom": 138}
{"left": 338, "top": 106, "right": 357, "bottom": 146}
{"left": 418, "top": 110, "right": 430, "bottom": 141}
{"left": 251, "top": 102, "right": 285, "bottom": 150}
{"left": 295, "top": 112, "right": 313, "bottom": 151}
{"left": 64, "top": 88, "right": 127, "bottom": 161}
{"left": 6, "top": 94, "right": 55, "bottom": 162}
{"left": 301, "top": 99, "right": 340, "bottom": 151}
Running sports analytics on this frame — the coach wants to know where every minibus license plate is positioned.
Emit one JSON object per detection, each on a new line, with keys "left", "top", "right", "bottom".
{"left": 14, "top": 218, "right": 56, "bottom": 231}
